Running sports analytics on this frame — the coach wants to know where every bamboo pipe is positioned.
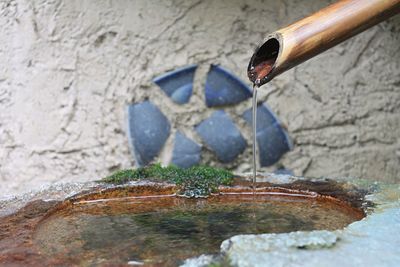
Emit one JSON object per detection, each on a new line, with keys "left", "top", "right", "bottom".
{"left": 248, "top": 0, "right": 400, "bottom": 86}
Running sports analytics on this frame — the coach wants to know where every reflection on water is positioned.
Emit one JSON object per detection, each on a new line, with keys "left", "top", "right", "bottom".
{"left": 34, "top": 195, "right": 362, "bottom": 266}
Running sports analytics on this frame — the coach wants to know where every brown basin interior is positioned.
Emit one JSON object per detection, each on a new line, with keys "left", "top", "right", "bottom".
{"left": 0, "top": 179, "right": 369, "bottom": 266}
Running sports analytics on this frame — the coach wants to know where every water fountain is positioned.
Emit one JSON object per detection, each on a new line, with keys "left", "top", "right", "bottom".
{"left": 1, "top": 165, "right": 398, "bottom": 266}
{"left": 1, "top": 0, "right": 399, "bottom": 266}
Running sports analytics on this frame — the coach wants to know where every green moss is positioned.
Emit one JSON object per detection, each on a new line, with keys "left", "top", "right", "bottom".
{"left": 207, "top": 261, "right": 231, "bottom": 267}
{"left": 101, "top": 164, "right": 234, "bottom": 197}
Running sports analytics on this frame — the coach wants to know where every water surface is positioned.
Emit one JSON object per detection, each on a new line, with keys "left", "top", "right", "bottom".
{"left": 34, "top": 194, "right": 362, "bottom": 266}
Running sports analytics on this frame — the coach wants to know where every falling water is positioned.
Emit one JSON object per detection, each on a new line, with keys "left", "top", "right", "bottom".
{"left": 249, "top": 57, "right": 273, "bottom": 192}
{"left": 252, "top": 84, "right": 258, "bottom": 193}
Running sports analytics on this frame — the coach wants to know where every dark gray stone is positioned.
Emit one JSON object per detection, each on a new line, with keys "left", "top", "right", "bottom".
{"left": 170, "top": 84, "right": 192, "bottom": 104}
{"left": 153, "top": 65, "right": 197, "bottom": 104}
{"left": 242, "top": 104, "right": 278, "bottom": 131}
{"left": 171, "top": 131, "right": 201, "bottom": 168}
{"left": 205, "top": 65, "right": 252, "bottom": 107}
{"left": 257, "top": 123, "right": 292, "bottom": 167}
{"left": 127, "top": 101, "right": 170, "bottom": 166}
{"left": 195, "top": 110, "right": 246, "bottom": 163}
{"left": 243, "top": 104, "right": 292, "bottom": 167}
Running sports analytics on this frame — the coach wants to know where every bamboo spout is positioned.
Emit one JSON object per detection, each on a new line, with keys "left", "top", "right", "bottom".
{"left": 248, "top": 0, "right": 400, "bottom": 86}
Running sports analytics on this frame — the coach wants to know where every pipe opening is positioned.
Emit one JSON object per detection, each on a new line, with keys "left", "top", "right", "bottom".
{"left": 248, "top": 38, "right": 280, "bottom": 86}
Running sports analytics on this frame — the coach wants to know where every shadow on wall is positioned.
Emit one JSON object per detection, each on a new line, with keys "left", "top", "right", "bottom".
{"left": 127, "top": 64, "right": 292, "bottom": 169}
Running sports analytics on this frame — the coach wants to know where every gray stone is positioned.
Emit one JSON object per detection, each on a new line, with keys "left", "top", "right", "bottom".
{"left": 243, "top": 105, "right": 292, "bottom": 166}
{"left": 170, "top": 84, "right": 193, "bottom": 104}
{"left": 153, "top": 65, "right": 197, "bottom": 104}
{"left": 257, "top": 124, "right": 292, "bottom": 166}
{"left": 181, "top": 255, "right": 215, "bottom": 267}
{"left": 172, "top": 131, "right": 201, "bottom": 168}
{"left": 205, "top": 65, "right": 252, "bottom": 107}
{"left": 183, "top": 176, "right": 400, "bottom": 267}
{"left": 195, "top": 110, "right": 246, "bottom": 163}
{"left": 219, "top": 205, "right": 400, "bottom": 267}
{"left": 242, "top": 104, "right": 278, "bottom": 131}
{"left": 127, "top": 101, "right": 170, "bottom": 166}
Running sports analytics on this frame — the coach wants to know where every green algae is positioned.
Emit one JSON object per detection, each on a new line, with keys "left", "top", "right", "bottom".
{"left": 100, "top": 164, "right": 234, "bottom": 197}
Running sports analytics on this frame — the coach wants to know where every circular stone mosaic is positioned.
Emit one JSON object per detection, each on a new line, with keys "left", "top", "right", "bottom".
{"left": 127, "top": 64, "right": 292, "bottom": 169}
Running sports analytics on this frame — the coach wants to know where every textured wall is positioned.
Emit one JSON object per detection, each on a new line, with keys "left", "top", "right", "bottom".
{"left": 1, "top": 0, "right": 399, "bottom": 196}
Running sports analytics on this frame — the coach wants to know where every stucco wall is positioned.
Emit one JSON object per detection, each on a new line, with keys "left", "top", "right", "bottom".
{"left": 1, "top": 0, "right": 399, "bottom": 196}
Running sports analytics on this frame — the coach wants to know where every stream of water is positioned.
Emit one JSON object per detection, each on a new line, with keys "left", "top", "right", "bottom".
{"left": 252, "top": 84, "right": 258, "bottom": 192}
{"left": 250, "top": 58, "right": 271, "bottom": 191}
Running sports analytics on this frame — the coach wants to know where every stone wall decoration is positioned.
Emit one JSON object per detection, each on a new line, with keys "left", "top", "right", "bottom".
{"left": 153, "top": 65, "right": 197, "bottom": 104}
{"left": 195, "top": 110, "right": 247, "bottom": 163}
{"left": 127, "top": 65, "right": 292, "bottom": 168}
{"left": 242, "top": 105, "right": 292, "bottom": 166}
{"left": 205, "top": 65, "right": 252, "bottom": 107}
{"left": 171, "top": 131, "right": 201, "bottom": 168}
{"left": 127, "top": 101, "right": 171, "bottom": 166}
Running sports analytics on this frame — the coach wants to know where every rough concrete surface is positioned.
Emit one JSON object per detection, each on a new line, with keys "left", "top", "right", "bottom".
{"left": 0, "top": 0, "right": 400, "bottom": 196}
{"left": 182, "top": 177, "right": 400, "bottom": 267}
{"left": 219, "top": 205, "right": 400, "bottom": 267}
{"left": 216, "top": 184, "right": 400, "bottom": 267}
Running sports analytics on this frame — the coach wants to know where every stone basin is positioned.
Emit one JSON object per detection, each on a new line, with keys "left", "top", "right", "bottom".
{"left": 0, "top": 174, "right": 398, "bottom": 267}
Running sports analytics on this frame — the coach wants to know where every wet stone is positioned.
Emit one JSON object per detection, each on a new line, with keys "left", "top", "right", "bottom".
{"left": 195, "top": 110, "right": 246, "bottom": 163}
{"left": 2, "top": 174, "right": 380, "bottom": 267}
{"left": 171, "top": 132, "right": 201, "bottom": 168}
{"left": 205, "top": 65, "right": 252, "bottom": 107}
{"left": 127, "top": 101, "right": 170, "bottom": 166}
{"left": 274, "top": 168, "right": 294, "bottom": 176}
{"left": 153, "top": 65, "right": 197, "bottom": 104}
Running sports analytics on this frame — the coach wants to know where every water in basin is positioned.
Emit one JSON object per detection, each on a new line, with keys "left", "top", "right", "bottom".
{"left": 34, "top": 194, "right": 363, "bottom": 266}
